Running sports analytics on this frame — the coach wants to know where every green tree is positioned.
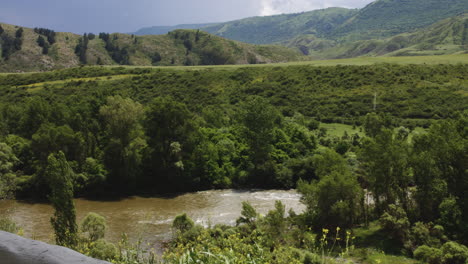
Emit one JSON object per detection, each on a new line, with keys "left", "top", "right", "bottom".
{"left": 412, "top": 115, "right": 467, "bottom": 237}
{"left": 45, "top": 151, "right": 77, "bottom": 248}
{"left": 236, "top": 201, "right": 258, "bottom": 226}
{"left": 19, "top": 97, "right": 52, "bottom": 138}
{"left": 100, "top": 96, "right": 146, "bottom": 189}
{"left": 360, "top": 128, "right": 410, "bottom": 214}
{"left": 37, "top": 35, "right": 46, "bottom": 47}
{"left": 172, "top": 213, "right": 194, "bottom": 234}
{"left": 31, "top": 124, "right": 85, "bottom": 165}
{"left": 144, "top": 97, "right": 195, "bottom": 190}
{"left": 15, "top": 28, "right": 23, "bottom": 38}
{"left": 363, "top": 112, "right": 393, "bottom": 138}
{"left": 80, "top": 212, "right": 107, "bottom": 241}
{"left": 379, "top": 204, "right": 410, "bottom": 244}
{"left": 298, "top": 170, "right": 363, "bottom": 229}
{"left": 13, "top": 28, "right": 23, "bottom": 51}
{"left": 0, "top": 143, "right": 18, "bottom": 199}
{"left": 263, "top": 200, "right": 287, "bottom": 245}
{"left": 239, "top": 96, "right": 281, "bottom": 185}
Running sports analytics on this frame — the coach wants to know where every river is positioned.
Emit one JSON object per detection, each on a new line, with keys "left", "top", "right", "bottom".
{"left": 0, "top": 189, "right": 305, "bottom": 251}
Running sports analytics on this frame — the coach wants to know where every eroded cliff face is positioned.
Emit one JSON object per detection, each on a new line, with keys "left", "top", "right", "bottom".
{"left": 0, "top": 231, "right": 111, "bottom": 264}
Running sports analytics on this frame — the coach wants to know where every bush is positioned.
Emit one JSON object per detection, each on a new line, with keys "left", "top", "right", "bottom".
{"left": 80, "top": 212, "right": 107, "bottom": 241}
{"left": 414, "top": 245, "right": 443, "bottom": 264}
{"left": 440, "top": 241, "right": 468, "bottom": 264}
{"left": 88, "top": 239, "right": 117, "bottom": 261}
{"left": 379, "top": 204, "right": 410, "bottom": 243}
{"left": 236, "top": 201, "right": 258, "bottom": 226}
{"left": 0, "top": 216, "right": 18, "bottom": 233}
{"left": 414, "top": 242, "right": 468, "bottom": 264}
{"left": 303, "top": 252, "right": 320, "bottom": 264}
{"left": 172, "top": 213, "right": 194, "bottom": 234}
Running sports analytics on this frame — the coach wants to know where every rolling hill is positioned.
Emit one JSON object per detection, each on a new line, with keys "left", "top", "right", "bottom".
{"left": 287, "top": 13, "right": 468, "bottom": 59}
{"left": 0, "top": 24, "right": 302, "bottom": 72}
{"left": 1, "top": 0, "right": 467, "bottom": 72}
{"left": 333, "top": 0, "right": 468, "bottom": 41}
{"left": 134, "top": 0, "right": 468, "bottom": 45}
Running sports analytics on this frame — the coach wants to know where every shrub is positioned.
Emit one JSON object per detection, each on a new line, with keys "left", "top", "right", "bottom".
{"left": 440, "top": 241, "right": 468, "bottom": 264}
{"left": 172, "top": 213, "right": 194, "bottom": 234}
{"left": 379, "top": 204, "right": 410, "bottom": 243}
{"left": 414, "top": 245, "right": 442, "bottom": 264}
{"left": 88, "top": 239, "right": 117, "bottom": 261}
{"left": 236, "top": 201, "right": 258, "bottom": 226}
{"left": 0, "top": 216, "right": 18, "bottom": 233}
{"left": 80, "top": 212, "right": 107, "bottom": 241}
{"left": 303, "top": 252, "right": 320, "bottom": 264}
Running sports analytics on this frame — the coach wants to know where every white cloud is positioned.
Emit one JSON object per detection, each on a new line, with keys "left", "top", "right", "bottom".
{"left": 259, "top": 0, "right": 374, "bottom": 16}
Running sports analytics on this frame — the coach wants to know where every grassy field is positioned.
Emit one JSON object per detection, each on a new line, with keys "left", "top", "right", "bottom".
{"left": 319, "top": 123, "right": 427, "bottom": 140}
{"left": 320, "top": 123, "right": 364, "bottom": 138}
{"left": 21, "top": 74, "right": 136, "bottom": 92}
{"left": 3, "top": 54, "right": 467, "bottom": 76}
{"left": 103, "top": 53, "right": 468, "bottom": 71}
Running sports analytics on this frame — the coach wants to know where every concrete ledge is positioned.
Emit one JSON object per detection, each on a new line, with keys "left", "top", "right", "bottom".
{"left": 0, "top": 231, "right": 111, "bottom": 264}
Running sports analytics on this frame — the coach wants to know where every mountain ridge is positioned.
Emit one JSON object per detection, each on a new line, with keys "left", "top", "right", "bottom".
{"left": 0, "top": 24, "right": 302, "bottom": 72}
{"left": 133, "top": 0, "right": 468, "bottom": 45}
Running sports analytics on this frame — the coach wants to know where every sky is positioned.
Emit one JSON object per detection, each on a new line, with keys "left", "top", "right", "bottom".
{"left": 0, "top": 0, "right": 375, "bottom": 34}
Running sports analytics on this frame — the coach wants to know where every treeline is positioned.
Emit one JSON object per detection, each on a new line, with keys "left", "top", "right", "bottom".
{"left": 35, "top": 27, "right": 57, "bottom": 55}
{"left": 99, "top": 33, "right": 130, "bottom": 65}
{"left": 1, "top": 63, "right": 463, "bottom": 124}
{"left": 0, "top": 94, "right": 317, "bottom": 198}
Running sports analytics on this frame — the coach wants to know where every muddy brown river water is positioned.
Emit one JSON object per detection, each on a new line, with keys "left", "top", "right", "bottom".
{"left": 0, "top": 189, "right": 305, "bottom": 251}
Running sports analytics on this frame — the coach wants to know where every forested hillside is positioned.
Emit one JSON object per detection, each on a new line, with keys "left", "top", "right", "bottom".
{"left": 0, "top": 24, "right": 302, "bottom": 72}
{"left": 0, "top": 63, "right": 466, "bottom": 197}
{"left": 290, "top": 14, "right": 468, "bottom": 58}
{"left": 200, "top": 8, "right": 357, "bottom": 44}
{"left": 0, "top": 62, "right": 467, "bottom": 263}
{"left": 135, "top": 0, "right": 468, "bottom": 44}
{"left": 334, "top": 0, "right": 468, "bottom": 40}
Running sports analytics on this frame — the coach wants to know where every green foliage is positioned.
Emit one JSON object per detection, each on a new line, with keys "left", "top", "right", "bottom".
{"left": 34, "top": 27, "right": 56, "bottom": 44}
{"left": 0, "top": 142, "right": 18, "bottom": 199}
{"left": 438, "top": 196, "right": 463, "bottom": 238}
{"left": 360, "top": 128, "right": 411, "bottom": 214}
{"left": 37, "top": 35, "right": 50, "bottom": 54}
{"left": 414, "top": 245, "right": 443, "bottom": 264}
{"left": 236, "top": 201, "right": 258, "bottom": 226}
{"left": 379, "top": 204, "right": 410, "bottom": 244}
{"left": 298, "top": 172, "right": 363, "bottom": 229}
{"left": 176, "top": 8, "right": 357, "bottom": 45}
{"left": 415, "top": 242, "right": 468, "bottom": 264}
{"left": 75, "top": 34, "right": 89, "bottom": 64}
{"left": 100, "top": 96, "right": 146, "bottom": 189}
{"left": 88, "top": 239, "right": 118, "bottom": 261}
{"left": 45, "top": 151, "right": 78, "bottom": 248}
{"left": 263, "top": 201, "right": 287, "bottom": 245}
{"left": 172, "top": 213, "right": 194, "bottom": 234}
{"left": 80, "top": 212, "right": 107, "bottom": 241}
{"left": 0, "top": 27, "right": 23, "bottom": 60}
{"left": 0, "top": 215, "right": 19, "bottom": 233}
{"left": 333, "top": 0, "right": 468, "bottom": 40}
